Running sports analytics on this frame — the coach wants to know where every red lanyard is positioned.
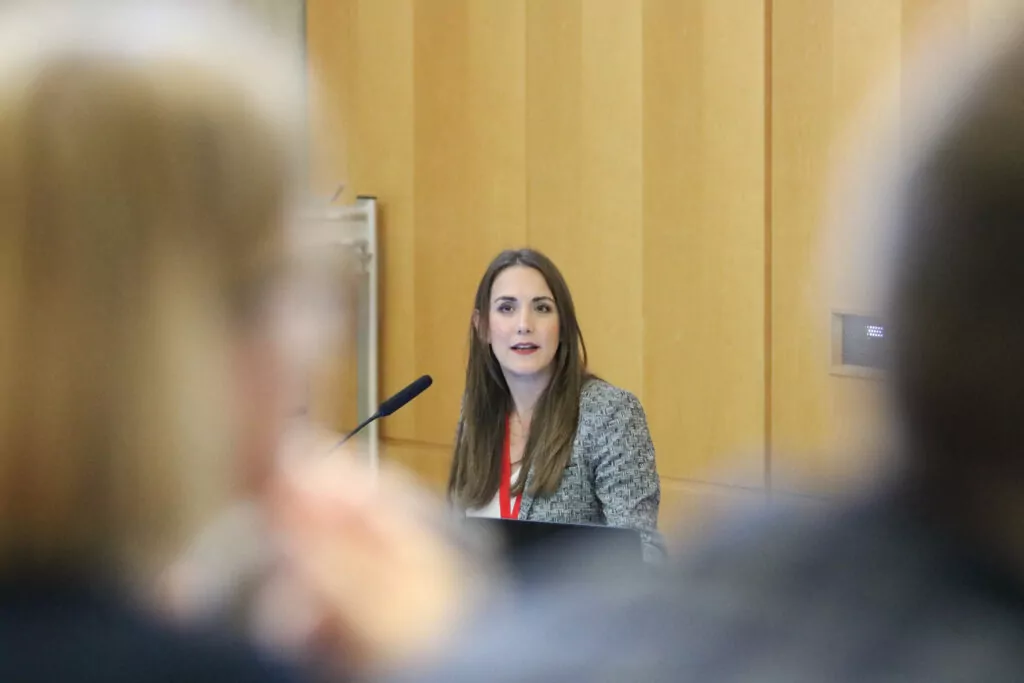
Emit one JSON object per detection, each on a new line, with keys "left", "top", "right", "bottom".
{"left": 500, "top": 414, "right": 522, "bottom": 520}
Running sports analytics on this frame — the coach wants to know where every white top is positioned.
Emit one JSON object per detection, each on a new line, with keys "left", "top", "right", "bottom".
{"left": 466, "top": 464, "right": 522, "bottom": 519}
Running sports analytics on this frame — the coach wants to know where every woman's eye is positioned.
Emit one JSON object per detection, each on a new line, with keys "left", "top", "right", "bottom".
{"left": 497, "top": 303, "right": 514, "bottom": 314}
{"left": 536, "top": 303, "right": 553, "bottom": 313}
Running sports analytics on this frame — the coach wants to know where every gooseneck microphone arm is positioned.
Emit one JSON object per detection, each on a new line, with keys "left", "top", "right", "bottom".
{"left": 333, "top": 374, "right": 433, "bottom": 450}
{"left": 335, "top": 414, "right": 377, "bottom": 447}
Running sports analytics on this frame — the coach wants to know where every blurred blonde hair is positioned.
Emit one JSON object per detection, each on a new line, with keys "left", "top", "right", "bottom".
{"left": 0, "top": 3, "right": 304, "bottom": 578}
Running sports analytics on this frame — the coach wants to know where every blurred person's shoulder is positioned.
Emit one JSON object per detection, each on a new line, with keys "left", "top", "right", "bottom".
{"left": 657, "top": 485, "right": 1024, "bottom": 680}
{"left": 398, "top": 484, "right": 1024, "bottom": 683}
{"left": 670, "top": 484, "right": 967, "bottom": 614}
{"left": 672, "top": 488, "right": 900, "bottom": 589}
{"left": 0, "top": 572, "right": 310, "bottom": 683}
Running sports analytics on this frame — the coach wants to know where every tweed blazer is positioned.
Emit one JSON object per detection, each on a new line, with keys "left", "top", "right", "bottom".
{"left": 466, "top": 378, "right": 664, "bottom": 561}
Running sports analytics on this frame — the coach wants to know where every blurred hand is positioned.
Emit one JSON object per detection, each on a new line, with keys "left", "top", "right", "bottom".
{"left": 161, "top": 424, "right": 494, "bottom": 674}
{"left": 271, "top": 449, "right": 478, "bottom": 673}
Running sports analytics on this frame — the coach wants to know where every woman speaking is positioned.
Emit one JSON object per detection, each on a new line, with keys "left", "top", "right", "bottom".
{"left": 449, "top": 249, "right": 664, "bottom": 561}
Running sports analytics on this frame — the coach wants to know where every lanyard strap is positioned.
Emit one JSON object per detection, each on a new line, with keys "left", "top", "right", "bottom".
{"left": 500, "top": 414, "right": 522, "bottom": 520}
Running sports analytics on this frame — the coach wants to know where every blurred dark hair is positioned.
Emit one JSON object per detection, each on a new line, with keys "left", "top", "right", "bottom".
{"left": 888, "top": 27, "right": 1024, "bottom": 480}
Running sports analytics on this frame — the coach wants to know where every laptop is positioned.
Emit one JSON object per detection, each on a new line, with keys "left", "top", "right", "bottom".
{"left": 464, "top": 518, "right": 644, "bottom": 584}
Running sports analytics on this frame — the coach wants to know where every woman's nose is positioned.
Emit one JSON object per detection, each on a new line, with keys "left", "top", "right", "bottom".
{"left": 516, "top": 310, "right": 533, "bottom": 334}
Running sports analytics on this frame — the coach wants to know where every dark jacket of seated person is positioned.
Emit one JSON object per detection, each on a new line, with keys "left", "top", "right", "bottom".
{"left": 0, "top": 570, "right": 305, "bottom": 683}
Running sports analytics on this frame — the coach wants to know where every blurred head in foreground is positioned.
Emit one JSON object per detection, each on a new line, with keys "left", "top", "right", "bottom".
{"left": 828, "top": 9, "right": 1024, "bottom": 533}
{"left": 893, "top": 47, "right": 1024, "bottom": 490}
{"left": 0, "top": 3, "right": 305, "bottom": 581}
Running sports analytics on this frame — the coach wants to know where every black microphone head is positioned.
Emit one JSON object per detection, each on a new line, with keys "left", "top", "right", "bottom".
{"left": 378, "top": 374, "right": 433, "bottom": 417}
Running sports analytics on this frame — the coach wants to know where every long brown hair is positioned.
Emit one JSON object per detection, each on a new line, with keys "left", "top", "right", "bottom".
{"left": 448, "top": 249, "right": 590, "bottom": 508}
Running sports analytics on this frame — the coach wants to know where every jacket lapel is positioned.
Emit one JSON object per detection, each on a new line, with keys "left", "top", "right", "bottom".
{"left": 518, "top": 465, "right": 536, "bottom": 520}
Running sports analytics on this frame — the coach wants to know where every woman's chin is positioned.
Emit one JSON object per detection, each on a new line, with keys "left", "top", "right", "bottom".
{"left": 501, "top": 361, "right": 553, "bottom": 382}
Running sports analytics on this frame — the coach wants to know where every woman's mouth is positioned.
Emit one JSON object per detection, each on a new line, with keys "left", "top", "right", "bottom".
{"left": 511, "top": 343, "right": 539, "bottom": 355}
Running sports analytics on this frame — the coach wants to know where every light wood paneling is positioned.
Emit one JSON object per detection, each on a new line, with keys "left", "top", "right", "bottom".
{"left": 526, "top": 0, "right": 645, "bottom": 395}
{"left": 770, "top": 0, "right": 900, "bottom": 492}
{"left": 305, "top": 0, "right": 772, "bottom": 520}
{"left": 769, "top": 0, "right": 1005, "bottom": 494}
{"left": 642, "top": 0, "right": 767, "bottom": 488}
{"left": 523, "top": 0, "right": 581, "bottom": 287}
{"left": 306, "top": 0, "right": 1014, "bottom": 525}
{"left": 305, "top": 0, "right": 356, "bottom": 432}
{"left": 660, "top": 479, "right": 766, "bottom": 543}
{"left": 413, "top": 0, "right": 527, "bottom": 446}
{"left": 351, "top": 0, "right": 418, "bottom": 440}
{"left": 305, "top": 0, "right": 352, "bottom": 198}
{"left": 307, "top": 0, "right": 420, "bottom": 437}
{"left": 411, "top": 0, "right": 471, "bottom": 449}
{"left": 379, "top": 439, "right": 453, "bottom": 496}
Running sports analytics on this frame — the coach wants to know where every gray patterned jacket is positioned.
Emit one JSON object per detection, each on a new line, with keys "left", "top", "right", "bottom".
{"left": 516, "top": 378, "right": 664, "bottom": 561}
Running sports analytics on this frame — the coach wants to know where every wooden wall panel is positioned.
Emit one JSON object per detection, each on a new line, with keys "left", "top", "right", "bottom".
{"left": 524, "top": 0, "right": 645, "bottom": 393}
{"left": 306, "top": 0, "right": 772, "bottom": 532}
{"left": 660, "top": 480, "right": 766, "bottom": 541}
{"left": 642, "top": 0, "right": 766, "bottom": 490}
{"left": 769, "top": 0, "right": 829, "bottom": 489}
{"left": 413, "top": 1, "right": 527, "bottom": 447}
{"left": 466, "top": 0, "right": 527, "bottom": 264}
{"left": 771, "top": 0, "right": 904, "bottom": 492}
{"left": 306, "top": 0, "right": 1015, "bottom": 530}
{"left": 305, "top": 0, "right": 417, "bottom": 437}
{"left": 769, "top": 0, "right": 1006, "bottom": 494}
{"left": 302, "top": 0, "right": 356, "bottom": 432}
{"left": 349, "top": 0, "right": 418, "bottom": 440}
{"left": 523, "top": 0, "right": 583, "bottom": 352}
{"left": 412, "top": 0, "right": 472, "bottom": 448}
{"left": 304, "top": 0, "right": 351, "bottom": 222}
{"left": 574, "top": 0, "right": 645, "bottom": 394}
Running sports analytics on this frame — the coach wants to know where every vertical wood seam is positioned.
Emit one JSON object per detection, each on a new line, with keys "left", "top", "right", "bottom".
{"left": 763, "top": 0, "right": 774, "bottom": 501}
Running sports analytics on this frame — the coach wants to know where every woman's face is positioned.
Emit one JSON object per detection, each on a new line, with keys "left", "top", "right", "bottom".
{"left": 485, "top": 265, "right": 560, "bottom": 381}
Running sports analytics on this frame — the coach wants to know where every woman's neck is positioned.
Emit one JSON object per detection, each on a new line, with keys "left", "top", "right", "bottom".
{"left": 503, "top": 371, "right": 551, "bottom": 422}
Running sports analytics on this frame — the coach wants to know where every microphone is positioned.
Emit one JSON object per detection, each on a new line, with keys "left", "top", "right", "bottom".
{"left": 334, "top": 375, "right": 433, "bottom": 449}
